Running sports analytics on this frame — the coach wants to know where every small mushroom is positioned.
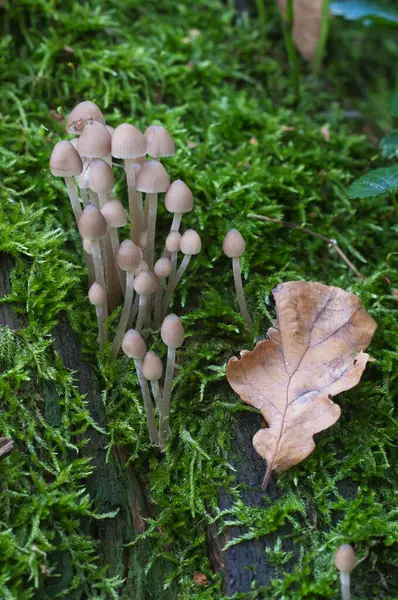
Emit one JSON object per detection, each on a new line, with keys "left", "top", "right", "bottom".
{"left": 222, "top": 229, "right": 252, "bottom": 329}
{"left": 153, "top": 257, "right": 172, "bottom": 327}
{"left": 165, "top": 179, "right": 194, "bottom": 233}
{"left": 111, "top": 123, "right": 147, "bottom": 243}
{"left": 87, "top": 159, "right": 115, "bottom": 208}
{"left": 66, "top": 100, "right": 105, "bottom": 135}
{"left": 142, "top": 350, "right": 164, "bottom": 415}
{"left": 101, "top": 199, "right": 128, "bottom": 293}
{"left": 49, "top": 140, "right": 83, "bottom": 223}
{"left": 133, "top": 271, "right": 157, "bottom": 332}
{"left": 111, "top": 240, "right": 142, "bottom": 358}
{"left": 121, "top": 329, "right": 158, "bottom": 444}
{"left": 335, "top": 544, "right": 356, "bottom": 600}
{"left": 165, "top": 230, "right": 182, "bottom": 274}
{"left": 136, "top": 160, "right": 170, "bottom": 269}
{"left": 77, "top": 120, "right": 111, "bottom": 161}
{"left": 88, "top": 282, "right": 107, "bottom": 348}
{"left": 144, "top": 125, "right": 175, "bottom": 161}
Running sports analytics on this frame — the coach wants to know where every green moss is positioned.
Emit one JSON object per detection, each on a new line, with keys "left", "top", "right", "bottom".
{"left": 0, "top": 0, "right": 398, "bottom": 598}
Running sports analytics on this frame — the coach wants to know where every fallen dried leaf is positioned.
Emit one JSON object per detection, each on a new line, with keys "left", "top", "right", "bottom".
{"left": 278, "top": 0, "right": 322, "bottom": 62}
{"left": 320, "top": 125, "right": 330, "bottom": 141}
{"left": 227, "top": 281, "right": 377, "bottom": 488}
{"left": 249, "top": 136, "right": 257, "bottom": 145}
{"left": 194, "top": 572, "right": 208, "bottom": 586}
{"left": 187, "top": 140, "right": 197, "bottom": 149}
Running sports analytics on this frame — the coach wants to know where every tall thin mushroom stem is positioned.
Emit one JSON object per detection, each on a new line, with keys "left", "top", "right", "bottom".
{"left": 95, "top": 306, "right": 106, "bottom": 349}
{"left": 112, "top": 271, "right": 134, "bottom": 358}
{"left": 135, "top": 295, "right": 147, "bottom": 332}
{"left": 162, "top": 254, "right": 191, "bottom": 315}
{"left": 146, "top": 193, "right": 157, "bottom": 270}
{"left": 109, "top": 228, "right": 125, "bottom": 294}
{"left": 125, "top": 160, "right": 144, "bottom": 243}
{"left": 134, "top": 359, "right": 158, "bottom": 444}
{"left": 150, "top": 380, "right": 162, "bottom": 414}
{"left": 158, "top": 346, "right": 176, "bottom": 447}
{"left": 232, "top": 257, "right": 252, "bottom": 329}
{"left": 91, "top": 240, "right": 108, "bottom": 340}
{"left": 339, "top": 573, "right": 350, "bottom": 600}
{"left": 65, "top": 177, "right": 82, "bottom": 223}
{"left": 170, "top": 212, "right": 182, "bottom": 232}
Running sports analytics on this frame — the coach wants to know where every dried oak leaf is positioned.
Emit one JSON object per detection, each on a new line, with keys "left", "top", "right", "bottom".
{"left": 227, "top": 281, "right": 377, "bottom": 488}
{"left": 278, "top": 0, "right": 322, "bottom": 62}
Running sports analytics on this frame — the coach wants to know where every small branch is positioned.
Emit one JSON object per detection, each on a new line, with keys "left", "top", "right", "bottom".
{"left": 247, "top": 214, "right": 364, "bottom": 281}
{"left": 313, "top": 0, "right": 330, "bottom": 75}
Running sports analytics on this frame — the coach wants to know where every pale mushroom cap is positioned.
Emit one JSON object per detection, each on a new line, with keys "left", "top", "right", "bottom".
{"left": 335, "top": 545, "right": 356, "bottom": 574}
{"left": 117, "top": 240, "right": 142, "bottom": 272}
{"left": 101, "top": 199, "right": 127, "bottom": 228}
{"left": 222, "top": 229, "right": 246, "bottom": 258}
{"left": 165, "top": 230, "right": 181, "bottom": 253}
{"left": 136, "top": 160, "right": 170, "bottom": 193}
{"left": 154, "top": 257, "right": 172, "bottom": 279}
{"left": 133, "top": 162, "right": 142, "bottom": 177}
{"left": 111, "top": 123, "right": 147, "bottom": 159}
{"left": 70, "top": 137, "right": 78, "bottom": 150}
{"left": 66, "top": 101, "right": 105, "bottom": 134}
{"left": 133, "top": 271, "right": 157, "bottom": 295}
{"left": 122, "top": 329, "right": 147, "bottom": 359}
{"left": 78, "top": 204, "right": 107, "bottom": 240}
{"left": 88, "top": 282, "right": 106, "bottom": 307}
{"left": 135, "top": 155, "right": 146, "bottom": 166}
{"left": 165, "top": 180, "right": 194, "bottom": 214}
{"left": 180, "top": 229, "right": 201, "bottom": 255}
{"left": 135, "top": 259, "right": 149, "bottom": 275}
{"left": 50, "top": 140, "right": 83, "bottom": 177}
{"left": 142, "top": 351, "right": 163, "bottom": 381}
{"left": 77, "top": 162, "right": 89, "bottom": 189}
{"left": 87, "top": 159, "right": 115, "bottom": 194}
{"left": 77, "top": 120, "right": 111, "bottom": 159}
{"left": 144, "top": 125, "right": 175, "bottom": 158}
{"left": 161, "top": 314, "right": 185, "bottom": 349}
{"left": 83, "top": 239, "right": 92, "bottom": 254}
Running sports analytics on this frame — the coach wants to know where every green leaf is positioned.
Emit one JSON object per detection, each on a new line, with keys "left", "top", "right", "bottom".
{"left": 391, "top": 92, "right": 398, "bottom": 117}
{"left": 392, "top": 224, "right": 398, "bottom": 232}
{"left": 331, "top": 1, "right": 398, "bottom": 26}
{"left": 380, "top": 130, "right": 398, "bottom": 158}
{"left": 348, "top": 165, "right": 398, "bottom": 198}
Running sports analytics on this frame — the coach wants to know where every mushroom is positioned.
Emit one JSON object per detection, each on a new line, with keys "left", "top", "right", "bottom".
{"left": 165, "top": 230, "right": 182, "bottom": 275}
{"left": 162, "top": 229, "right": 201, "bottom": 314}
{"left": 335, "top": 544, "right": 356, "bottom": 600}
{"left": 133, "top": 271, "right": 157, "bottom": 332}
{"left": 126, "top": 258, "right": 149, "bottom": 329}
{"left": 153, "top": 257, "right": 172, "bottom": 327}
{"left": 144, "top": 125, "right": 175, "bottom": 161}
{"left": 49, "top": 140, "right": 83, "bottom": 223}
{"left": 159, "top": 314, "right": 185, "bottom": 447}
{"left": 164, "top": 179, "right": 194, "bottom": 233}
{"left": 111, "top": 123, "right": 147, "bottom": 244}
{"left": 87, "top": 159, "right": 115, "bottom": 208}
{"left": 142, "top": 350, "right": 163, "bottom": 415}
{"left": 222, "top": 229, "right": 252, "bottom": 329}
{"left": 111, "top": 240, "right": 142, "bottom": 358}
{"left": 88, "top": 282, "right": 107, "bottom": 348}
{"left": 121, "top": 329, "right": 158, "bottom": 445}
{"left": 77, "top": 120, "right": 111, "bottom": 161}
{"left": 101, "top": 199, "right": 128, "bottom": 293}
{"left": 136, "top": 160, "right": 170, "bottom": 269}
{"left": 66, "top": 101, "right": 105, "bottom": 135}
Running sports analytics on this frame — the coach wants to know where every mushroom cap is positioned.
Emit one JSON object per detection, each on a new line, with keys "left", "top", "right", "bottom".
{"left": 70, "top": 137, "right": 78, "bottom": 150}
{"left": 117, "top": 240, "right": 142, "bottom": 272}
{"left": 78, "top": 204, "right": 107, "bottom": 240}
{"left": 135, "top": 259, "right": 149, "bottom": 275}
{"left": 106, "top": 125, "right": 114, "bottom": 135}
{"left": 77, "top": 120, "right": 111, "bottom": 159}
{"left": 101, "top": 199, "right": 127, "bottom": 228}
{"left": 161, "top": 314, "right": 185, "bottom": 349}
{"left": 222, "top": 229, "right": 246, "bottom": 258}
{"left": 133, "top": 271, "right": 157, "bottom": 295}
{"left": 165, "top": 180, "right": 193, "bottom": 214}
{"left": 83, "top": 238, "right": 92, "bottom": 255}
{"left": 77, "top": 162, "right": 89, "bottom": 189}
{"left": 136, "top": 160, "right": 170, "bottom": 194}
{"left": 66, "top": 101, "right": 106, "bottom": 134}
{"left": 111, "top": 123, "right": 147, "bottom": 159}
{"left": 154, "top": 257, "right": 172, "bottom": 279}
{"left": 87, "top": 159, "right": 115, "bottom": 194}
{"left": 122, "top": 329, "right": 147, "bottom": 359}
{"left": 88, "top": 282, "right": 106, "bottom": 307}
{"left": 335, "top": 545, "right": 356, "bottom": 574}
{"left": 144, "top": 125, "right": 175, "bottom": 158}
{"left": 142, "top": 351, "right": 163, "bottom": 381}
{"left": 165, "top": 230, "right": 181, "bottom": 253}
{"left": 180, "top": 229, "right": 201, "bottom": 255}
{"left": 50, "top": 140, "right": 83, "bottom": 177}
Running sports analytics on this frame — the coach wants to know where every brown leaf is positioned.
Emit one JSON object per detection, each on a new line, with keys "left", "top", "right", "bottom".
{"left": 278, "top": 0, "right": 322, "bottom": 62}
{"left": 226, "top": 281, "right": 377, "bottom": 488}
{"left": 194, "top": 572, "right": 208, "bottom": 586}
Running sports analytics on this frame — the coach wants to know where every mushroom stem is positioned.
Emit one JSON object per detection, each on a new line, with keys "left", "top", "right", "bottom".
{"left": 150, "top": 380, "right": 163, "bottom": 415}
{"left": 88, "top": 189, "right": 99, "bottom": 208}
{"left": 135, "top": 295, "right": 148, "bottom": 332}
{"left": 134, "top": 359, "right": 159, "bottom": 445}
{"left": 127, "top": 295, "right": 139, "bottom": 330}
{"left": 65, "top": 177, "right": 82, "bottom": 224}
{"left": 91, "top": 240, "right": 108, "bottom": 340}
{"left": 340, "top": 573, "right": 350, "bottom": 600}
{"left": 170, "top": 212, "right": 182, "bottom": 232}
{"left": 80, "top": 187, "right": 90, "bottom": 207}
{"left": 98, "top": 192, "right": 107, "bottom": 209}
{"left": 125, "top": 159, "right": 144, "bottom": 243}
{"left": 162, "top": 254, "right": 191, "bottom": 315}
{"left": 154, "top": 280, "right": 163, "bottom": 329}
{"left": 158, "top": 346, "right": 176, "bottom": 448}
{"left": 109, "top": 227, "right": 126, "bottom": 294}
{"left": 95, "top": 305, "right": 106, "bottom": 349}
{"left": 143, "top": 192, "right": 149, "bottom": 228}
{"left": 145, "top": 193, "right": 158, "bottom": 270}
{"left": 111, "top": 271, "right": 134, "bottom": 358}
{"left": 170, "top": 250, "right": 178, "bottom": 274}
{"left": 232, "top": 257, "right": 252, "bottom": 329}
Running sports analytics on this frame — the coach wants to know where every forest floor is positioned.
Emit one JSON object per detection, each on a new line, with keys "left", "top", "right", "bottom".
{"left": 0, "top": 1, "right": 397, "bottom": 599}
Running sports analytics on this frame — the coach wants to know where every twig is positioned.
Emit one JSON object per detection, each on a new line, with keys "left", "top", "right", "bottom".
{"left": 247, "top": 213, "right": 364, "bottom": 281}
{"left": 313, "top": 0, "right": 330, "bottom": 75}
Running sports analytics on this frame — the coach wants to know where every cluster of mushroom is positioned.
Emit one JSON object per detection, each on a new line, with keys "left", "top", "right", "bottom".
{"left": 49, "top": 100, "right": 201, "bottom": 448}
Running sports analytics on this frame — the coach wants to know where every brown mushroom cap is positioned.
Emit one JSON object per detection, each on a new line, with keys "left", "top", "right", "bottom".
{"left": 154, "top": 257, "right": 172, "bottom": 279}
{"left": 78, "top": 204, "right": 107, "bottom": 240}
{"left": 142, "top": 351, "right": 163, "bottom": 381}
{"left": 180, "top": 229, "right": 201, "bottom": 255}
{"left": 50, "top": 140, "right": 83, "bottom": 177}
{"left": 165, "top": 180, "right": 193, "bottom": 214}
{"left": 88, "top": 282, "right": 106, "bottom": 307}
{"left": 133, "top": 271, "right": 157, "bottom": 296}
{"left": 144, "top": 125, "right": 175, "bottom": 158}
{"left": 101, "top": 199, "right": 127, "bottom": 228}
{"left": 165, "top": 231, "right": 181, "bottom": 253}
{"left": 136, "top": 160, "right": 170, "bottom": 194}
{"left": 111, "top": 123, "right": 147, "bottom": 160}
{"left": 161, "top": 313, "right": 185, "bottom": 349}
{"left": 122, "top": 329, "right": 147, "bottom": 359}
{"left": 117, "top": 240, "right": 142, "bottom": 272}
{"left": 87, "top": 159, "right": 115, "bottom": 194}
{"left": 66, "top": 101, "right": 105, "bottom": 135}
{"left": 335, "top": 545, "right": 356, "bottom": 574}
{"left": 77, "top": 120, "right": 111, "bottom": 159}
{"left": 222, "top": 229, "right": 246, "bottom": 258}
